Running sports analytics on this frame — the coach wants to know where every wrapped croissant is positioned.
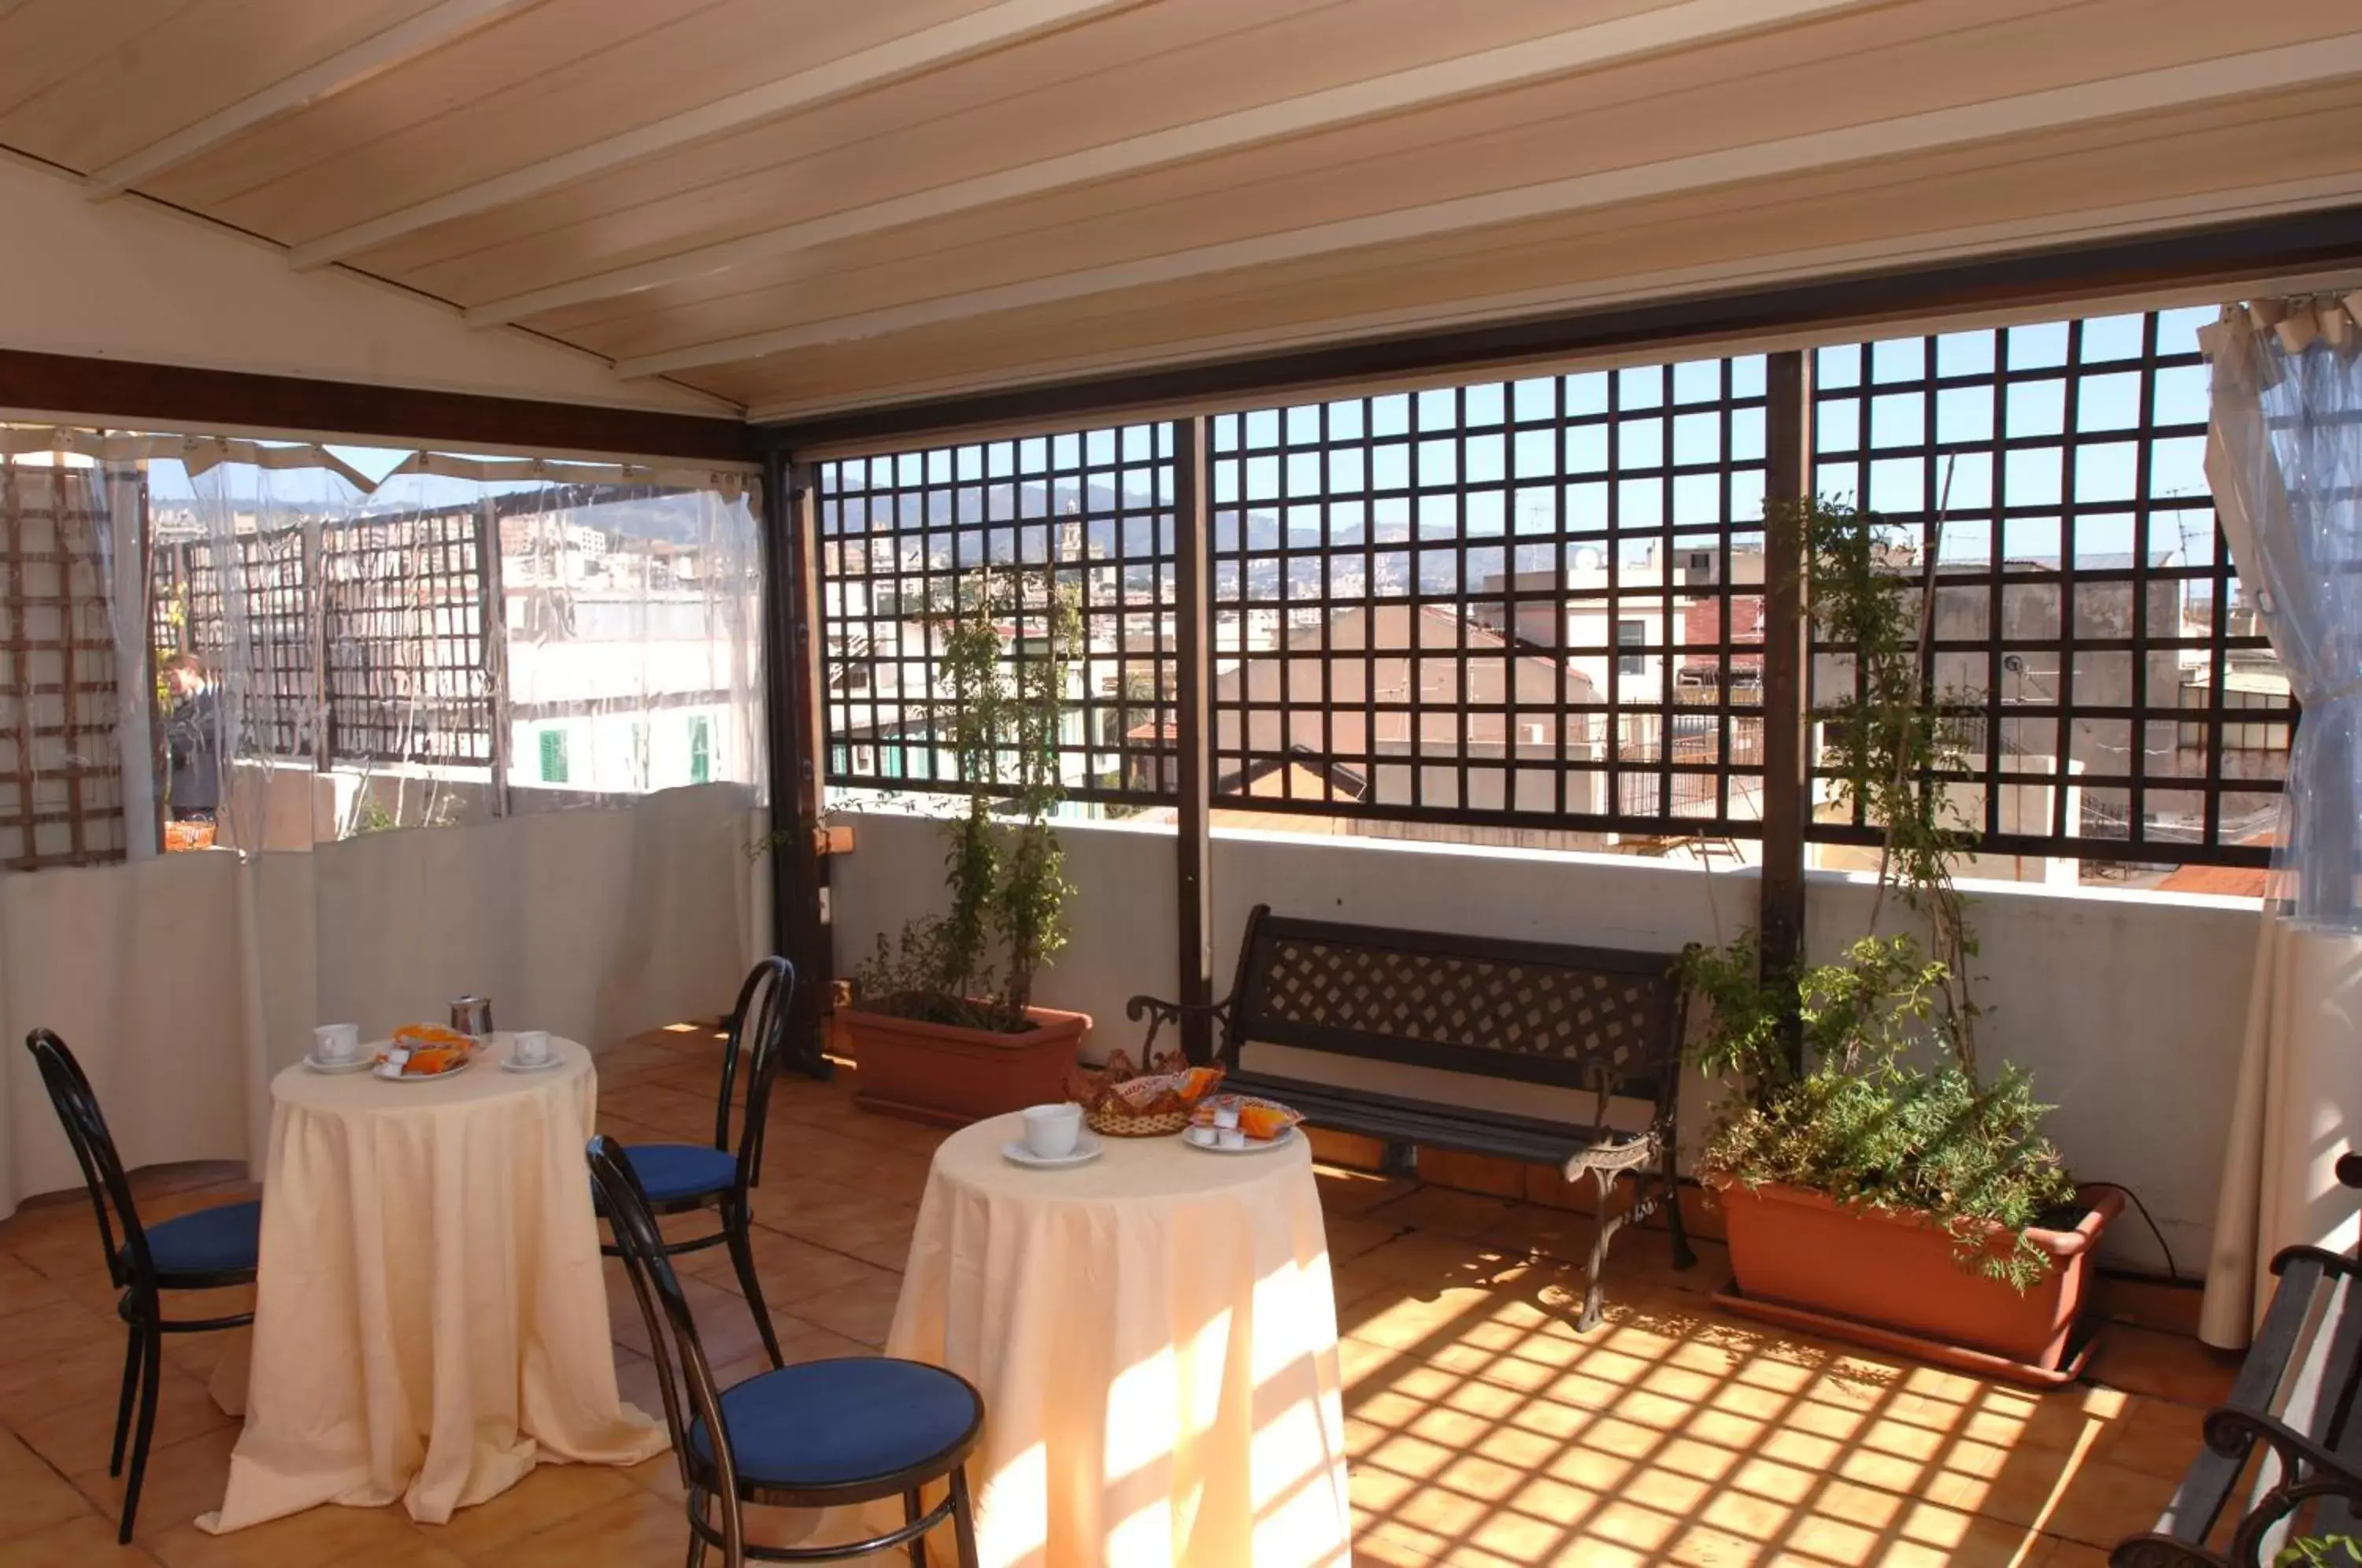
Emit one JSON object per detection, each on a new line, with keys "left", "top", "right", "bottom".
{"left": 1190, "top": 1093, "right": 1305, "bottom": 1141}
{"left": 380, "top": 1023, "right": 477, "bottom": 1075}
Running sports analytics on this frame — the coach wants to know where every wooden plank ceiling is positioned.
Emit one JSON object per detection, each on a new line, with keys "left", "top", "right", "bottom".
{"left": 2, "top": 0, "right": 2359, "bottom": 427}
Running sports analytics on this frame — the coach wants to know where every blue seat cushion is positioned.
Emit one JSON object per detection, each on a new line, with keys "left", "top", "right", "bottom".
{"left": 137, "top": 1200, "right": 261, "bottom": 1278}
{"left": 620, "top": 1143, "right": 739, "bottom": 1204}
{"left": 690, "top": 1358, "right": 979, "bottom": 1490}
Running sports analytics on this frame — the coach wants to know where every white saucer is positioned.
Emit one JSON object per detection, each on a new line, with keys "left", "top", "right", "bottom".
{"left": 373, "top": 1056, "right": 474, "bottom": 1083}
{"left": 1001, "top": 1133, "right": 1104, "bottom": 1170}
{"left": 302, "top": 1053, "right": 372, "bottom": 1074}
{"left": 499, "top": 1052, "right": 564, "bottom": 1074}
{"left": 1183, "top": 1124, "right": 1298, "bottom": 1155}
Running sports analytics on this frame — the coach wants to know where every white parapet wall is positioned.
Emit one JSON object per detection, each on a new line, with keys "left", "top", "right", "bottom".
{"left": 830, "top": 810, "right": 2259, "bottom": 1277}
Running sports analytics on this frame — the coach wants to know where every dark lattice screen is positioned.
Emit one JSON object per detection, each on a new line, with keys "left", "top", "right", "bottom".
{"left": 1209, "top": 363, "right": 1770, "bottom": 834}
{"left": 809, "top": 307, "right": 2292, "bottom": 871}
{"left": 157, "top": 528, "right": 313, "bottom": 758}
{"left": 1809, "top": 306, "right": 2279, "bottom": 867}
{"left": 320, "top": 511, "right": 494, "bottom": 767}
{"left": 1, "top": 460, "right": 124, "bottom": 869}
{"left": 816, "top": 427, "right": 1178, "bottom": 802}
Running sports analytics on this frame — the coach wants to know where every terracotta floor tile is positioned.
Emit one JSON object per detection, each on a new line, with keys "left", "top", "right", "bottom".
{"left": 67, "top": 1424, "right": 239, "bottom": 1541}
{"left": 2083, "top": 1324, "right": 2242, "bottom": 1408}
{"left": 1366, "top": 1186, "right": 1525, "bottom": 1241}
{"left": 2088, "top": 1396, "right": 2208, "bottom": 1481}
{"left": 0, "top": 1429, "right": 91, "bottom": 1537}
{"left": 0, "top": 1514, "right": 164, "bottom": 1568}
{"left": 146, "top": 1503, "right": 472, "bottom": 1568}
{"left": 787, "top": 1273, "right": 906, "bottom": 1348}
{"left": 2, "top": 1358, "right": 234, "bottom": 1480}
{"left": 429, "top": 1460, "right": 645, "bottom": 1559}
{"left": 0, "top": 1302, "right": 121, "bottom": 1392}
{"left": 676, "top": 1226, "right": 898, "bottom": 1304}
{"left": 0, "top": 1256, "right": 70, "bottom": 1320}
{"left": 483, "top": 1488, "right": 690, "bottom": 1568}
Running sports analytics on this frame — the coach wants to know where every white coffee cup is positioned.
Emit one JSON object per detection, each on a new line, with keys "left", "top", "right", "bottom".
{"left": 513, "top": 1030, "right": 552, "bottom": 1066}
{"left": 313, "top": 1023, "right": 361, "bottom": 1063}
{"left": 1020, "top": 1103, "right": 1083, "bottom": 1160}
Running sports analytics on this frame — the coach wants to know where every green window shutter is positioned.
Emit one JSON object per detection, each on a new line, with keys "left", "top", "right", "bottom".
{"left": 689, "top": 716, "right": 712, "bottom": 784}
{"left": 539, "top": 729, "right": 569, "bottom": 784}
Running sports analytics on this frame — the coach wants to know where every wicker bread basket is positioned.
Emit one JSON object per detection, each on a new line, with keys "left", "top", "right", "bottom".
{"left": 1084, "top": 1105, "right": 1195, "bottom": 1138}
{"left": 1067, "top": 1049, "right": 1223, "bottom": 1138}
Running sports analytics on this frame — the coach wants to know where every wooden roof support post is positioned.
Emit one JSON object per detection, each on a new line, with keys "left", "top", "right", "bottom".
{"left": 1758, "top": 349, "right": 1813, "bottom": 1071}
{"left": 763, "top": 445, "right": 835, "bottom": 1079}
{"left": 1172, "top": 416, "right": 1216, "bottom": 1063}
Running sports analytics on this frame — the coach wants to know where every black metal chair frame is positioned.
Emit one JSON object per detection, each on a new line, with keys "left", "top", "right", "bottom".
{"left": 24, "top": 1028, "right": 257, "bottom": 1544}
{"left": 588, "top": 1135, "right": 982, "bottom": 1567}
{"left": 600, "top": 956, "right": 797, "bottom": 1370}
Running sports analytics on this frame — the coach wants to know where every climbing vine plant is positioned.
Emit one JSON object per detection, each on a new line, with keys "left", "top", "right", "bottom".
{"left": 1683, "top": 498, "right": 2075, "bottom": 1292}
{"left": 1802, "top": 497, "right": 1979, "bottom": 1070}
{"left": 851, "top": 566, "right": 1082, "bottom": 1031}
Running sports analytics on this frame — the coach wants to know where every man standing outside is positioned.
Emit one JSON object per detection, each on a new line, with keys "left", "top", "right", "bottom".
{"left": 161, "top": 653, "right": 224, "bottom": 825}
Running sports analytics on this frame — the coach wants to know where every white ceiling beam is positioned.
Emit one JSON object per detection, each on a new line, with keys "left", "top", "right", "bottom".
{"left": 84, "top": 0, "right": 541, "bottom": 199}
{"left": 612, "top": 34, "right": 2362, "bottom": 379}
{"left": 463, "top": 0, "right": 1886, "bottom": 327}
{"left": 742, "top": 174, "right": 2362, "bottom": 424}
{"left": 287, "top": 0, "right": 1143, "bottom": 269}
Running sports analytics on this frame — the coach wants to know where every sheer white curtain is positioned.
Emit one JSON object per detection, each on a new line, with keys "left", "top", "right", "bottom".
{"left": 0, "top": 435, "right": 771, "bottom": 1220}
{"left": 2198, "top": 296, "right": 2362, "bottom": 1346}
{"left": 167, "top": 457, "right": 766, "bottom": 844}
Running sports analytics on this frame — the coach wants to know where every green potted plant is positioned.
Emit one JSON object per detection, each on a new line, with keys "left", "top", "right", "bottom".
{"left": 837, "top": 567, "right": 1092, "bottom": 1123}
{"left": 1689, "top": 498, "right": 2118, "bottom": 1383}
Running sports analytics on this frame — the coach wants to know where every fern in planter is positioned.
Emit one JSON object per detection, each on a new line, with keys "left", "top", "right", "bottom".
{"left": 850, "top": 566, "right": 1082, "bottom": 1034}
{"left": 1686, "top": 498, "right": 2078, "bottom": 1290}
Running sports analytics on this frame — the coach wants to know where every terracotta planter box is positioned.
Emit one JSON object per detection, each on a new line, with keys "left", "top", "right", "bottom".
{"left": 839, "top": 1004, "right": 1090, "bottom": 1126}
{"left": 1712, "top": 1178, "right": 2122, "bottom": 1385}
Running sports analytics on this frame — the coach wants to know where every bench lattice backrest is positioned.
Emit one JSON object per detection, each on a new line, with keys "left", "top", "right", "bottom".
{"left": 1224, "top": 908, "right": 1685, "bottom": 1097}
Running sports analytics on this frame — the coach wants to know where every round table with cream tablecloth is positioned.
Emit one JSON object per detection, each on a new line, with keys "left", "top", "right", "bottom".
{"left": 198, "top": 1035, "right": 665, "bottom": 1533}
{"left": 861, "top": 1111, "right": 1352, "bottom": 1567}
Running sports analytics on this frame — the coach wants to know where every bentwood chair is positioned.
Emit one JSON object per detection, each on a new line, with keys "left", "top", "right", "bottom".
{"left": 22, "top": 1029, "right": 261, "bottom": 1543}
{"left": 588, "top": 1135, "right": 983, "bottom": 1567}
{"left": 598, "top": 956, "right": 795, "bottom": 1368}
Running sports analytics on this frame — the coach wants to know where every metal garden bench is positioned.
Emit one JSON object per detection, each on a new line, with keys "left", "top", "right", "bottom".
{"left": 1128, "top": 904, "right": 1694, "bottom": 1330}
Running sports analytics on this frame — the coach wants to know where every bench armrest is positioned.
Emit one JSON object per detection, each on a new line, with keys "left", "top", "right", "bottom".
{"left": 1124, "top": 993, "right": 1233, "bottom": 1066}
{"left": 2198, "top": 1406, "right": 2362, "bottom": 1544}
{"left": 1124, "top": 993, "right": 1230, "bottom": 1023}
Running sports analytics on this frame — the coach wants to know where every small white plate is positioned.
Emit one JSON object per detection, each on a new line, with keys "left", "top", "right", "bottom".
{"left": 1183, "top": 1124, "right": 1298, "bottom": 1155}
{"left": 372, "top": 1056, "right": 475, "bottom": 1083}
{"left": 302, "top": 1053, "right": 372, "bottom": 1075}
{"left": 499, "top": 1052, "right": 564, "bottom": 1074}
{"left": 1001, "top": 1133, "right": 1104, "bottom": 1170}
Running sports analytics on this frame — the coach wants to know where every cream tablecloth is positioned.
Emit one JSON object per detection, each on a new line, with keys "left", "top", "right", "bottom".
{"left": 871, "top": 1113, "right": 1351, "bottom": 1567}
{"left": 199, "top": 1036, "right": 665, "bottom": 1532}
